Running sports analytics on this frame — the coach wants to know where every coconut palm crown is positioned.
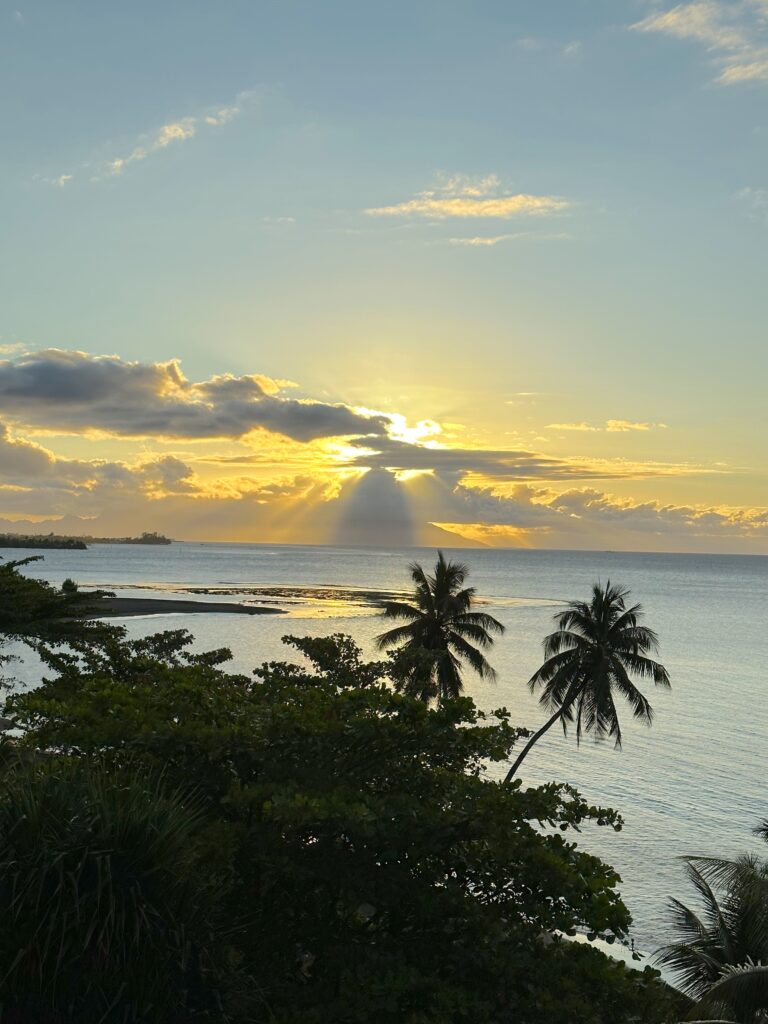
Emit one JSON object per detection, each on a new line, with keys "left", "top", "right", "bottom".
{"left": 375, "top": 552, "right": 504, "bottom": 702}
{"left": 505, "top": 580, "right": 670, "bottom": 781}
{"left": 656, "top": 822, "right": 768, "bottom": 1023}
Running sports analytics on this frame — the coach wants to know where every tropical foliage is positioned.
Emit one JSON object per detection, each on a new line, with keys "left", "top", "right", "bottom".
{"left": 506, "top": 580, "right": 670, "bottom": 781}
{"left": 0, "top": 761, "right": 234, "bottom": 1023}
{"left": 657, "top": 820, "right": 768, "bottom": 1023}
{"left": 1, "top": 615, "right": 686, "bottom": 1023}
{"left": 0, "top": 559, "right": 694, "bottom": 1022}
{"left": 0, "top": 557, "right": 119, "bottom": 650}
{"left": 376, "top": 551, "right": 504, "bottom": 701}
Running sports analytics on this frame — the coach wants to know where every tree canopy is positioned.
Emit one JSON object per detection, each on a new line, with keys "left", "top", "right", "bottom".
{"left": 3, "top": 627, "right": 686, "bottom": 1023}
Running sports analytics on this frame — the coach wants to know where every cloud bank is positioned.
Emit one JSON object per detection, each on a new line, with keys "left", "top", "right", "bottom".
{"left": 0, "top": 348, "right": 761, "bottom": 554}
{"left": 0, "top": 350, "right": 389, "bottom": 442}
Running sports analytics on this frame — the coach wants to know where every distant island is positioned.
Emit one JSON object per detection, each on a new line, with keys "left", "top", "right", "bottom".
{"left": 81, "top": 532, "right": 173, "bottom": 546}
{"left": 0, "top": 531, "right": 173, "bottom": 550}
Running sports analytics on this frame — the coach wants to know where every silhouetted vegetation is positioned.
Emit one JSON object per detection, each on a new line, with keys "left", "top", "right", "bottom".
{"left": 505, "top": 581, "right": 671, "bottom": 781}
{"left": 0, "top": 560, "right": 690, "bottom": 1022}
{"left": 0, "top": 533, "right": 87, "bottom": 549}
{"left": 656, "top": 819, "right": 768, "bottom": 1023}
{"left": 0, "top": 558, "right": 120, "bottom": 657}
{"left": 0, "top": 531, "right": 172, "bottom": 550}
{"left": 376, "top": 551, "right": 505, "bottom": 701}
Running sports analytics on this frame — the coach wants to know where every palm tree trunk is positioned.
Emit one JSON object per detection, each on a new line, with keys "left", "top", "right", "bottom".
{"left": 504, "top": 707, "right": 565, "bottom": 782}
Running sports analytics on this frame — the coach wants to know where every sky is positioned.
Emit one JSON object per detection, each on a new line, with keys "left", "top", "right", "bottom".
{"left": 1, "top": 0, "right": 767, "bottom": 551}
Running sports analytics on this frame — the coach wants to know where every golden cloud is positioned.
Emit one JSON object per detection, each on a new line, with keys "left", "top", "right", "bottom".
{"left": 367, "top": 193, "right": 569, "bottom": 219}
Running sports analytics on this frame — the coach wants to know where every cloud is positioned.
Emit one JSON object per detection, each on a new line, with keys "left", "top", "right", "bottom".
{"left": 105, "top": 117, "right": 197, "bottom": 178}
{"left": 430, "top": 481, "right": 768, "bottom": 551}
{"left": 448, "top": 235, "right": 516, "bottom": 247}
{"left": 41, "top": 92, "right": 256, "bottom": 186}
{"left": 437, "top": 173, "right": 502, "bottom": 196}
{"left": 505, "top": 392, "right": 544, "bottom": 404}
{"left": 340, "top": 435, "right": 704, "bottom": 482}
{"left": 546, "top": 420, "right": 667, "bottom": 432}
{"left": 0, "top": 414, "right": 757, "bottom": 552}
{"left": 633, "top": 1, "right": 768, "bottom": 84}
{"left": 0, "top": 350, "right": 390, "bottom": 442}
{"left": 37, "top": 174, "right": 73, "bottom": 188}
{"left": 606, "top": 419, "right": 667, "bottom": 432}
{"left": 365, "top": 174, "right": 570, "bottom": 220}
{"left": 0, "top": 448, "right": 763, "bottom": 550}
{"left": 0, "top": 422, "right": 210, "bottom": 520}
{"left": 546, "top": 422, "right": 601, "bottom": 432}
{"left": 0, "top": 347, "right": 756, "bottom": 552}
{"left": 0, "top": 424, "right": 57, "bottom": 479}
{"left": 446, "top": 232, "right": 571, "bottom": 246}
{"left": 736, "top": 185, "right": 768, "bottom": 221}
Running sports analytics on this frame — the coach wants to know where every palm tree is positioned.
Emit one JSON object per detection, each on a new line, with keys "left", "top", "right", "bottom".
{"left": 376, "top": 552, "right": 504, "bottom": 702}
{"left": 0, "top": 760, "right": 231, "bottom": 1021}
{"left": 656, "top": 823, "right": 768, "bottom": 1023}
{"left": 505, "top": 580, "right": 669, "bottom": 782}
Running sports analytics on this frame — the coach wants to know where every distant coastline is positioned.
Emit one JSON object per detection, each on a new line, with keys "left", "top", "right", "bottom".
{"left": 0, "top": 534, "right": 88, "bottom": 550}
{"left": 0, "top": 531, "right": 173, "bottom": 551}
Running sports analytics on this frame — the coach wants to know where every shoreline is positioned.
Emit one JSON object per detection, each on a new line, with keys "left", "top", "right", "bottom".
{"left": 94, "top": 596, "right": 285, "bottom": 618}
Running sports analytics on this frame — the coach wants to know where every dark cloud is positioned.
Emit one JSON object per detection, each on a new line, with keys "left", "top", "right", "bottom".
{"left": 344, "top": 436, "right": 692, "bottom": 481}
{"left": 0, "top": 424, "right": 56, "bottom": 478}
{"left": 0, "top": 350, "right": 389, "bottom": 442}
{"left": 345, "top": 436, "right": 578, "bottom": 478}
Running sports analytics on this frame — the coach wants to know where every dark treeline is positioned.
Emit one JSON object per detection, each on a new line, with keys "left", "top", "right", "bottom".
{"left": 0, "top": 534, "right": 87, "bottom": 550}
{"left": 0, "top": 553, "right": 761, "bottom": 1023}
{"left": 0, "top": 530, "right": 172, "bottom": 549}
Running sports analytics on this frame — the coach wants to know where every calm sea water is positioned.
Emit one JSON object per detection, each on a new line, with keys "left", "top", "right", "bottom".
{"left": 8, "top": 543, "right": 768, "bottom": 952}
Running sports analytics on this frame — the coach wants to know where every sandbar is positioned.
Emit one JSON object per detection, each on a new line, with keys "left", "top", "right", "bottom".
{"left": 94, "top": 596, "right": 284, "bottom": 618}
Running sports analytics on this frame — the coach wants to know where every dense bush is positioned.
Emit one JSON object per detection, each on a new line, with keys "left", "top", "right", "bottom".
{"left": 0, "top": 761, "right": 236, "bottom": 1023}
{"left": 1, "top": 627, "right": 687, "bottom": 1023}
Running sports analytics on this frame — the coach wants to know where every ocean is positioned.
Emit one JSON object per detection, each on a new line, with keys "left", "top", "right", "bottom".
{"left": 7, "top": 542, "right": 768, "bottom": 953}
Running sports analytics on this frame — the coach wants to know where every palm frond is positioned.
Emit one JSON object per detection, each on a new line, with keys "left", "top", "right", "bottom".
{"left": 610, "top": 661, "right": 655, "bottom": 726}
{"left": 528, "top": 649, "right": 582, "bottom": 689}
{"left": 683, "top": 861, "right": 739, "bottom": 966}
{"left": 451, "top": 610, "right": 505, "bottom": 636}
{"left": 375, "top": 622, "right": 420, "bottom": 650}
{"left": 447, "top": 633, "right": 497, "bottom": 680}
{"left": 616, "top": 649, "right": 671, "bottom": 686}
{"left": 542, "top": 629, "right": 590, "bottom": 658}
{"left": 655, "top": 938, "right": 724, "bottom": 999}
{"left": 696, "top": 962, "right": 768, "bottom": 1022}
{"left": 379, "top": 601, "right": 424, "bottom": 623}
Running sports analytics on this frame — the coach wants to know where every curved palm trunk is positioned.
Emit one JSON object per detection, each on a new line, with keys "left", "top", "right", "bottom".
{"left": 504, "top": 706, "right": 566, "bottom": 782}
